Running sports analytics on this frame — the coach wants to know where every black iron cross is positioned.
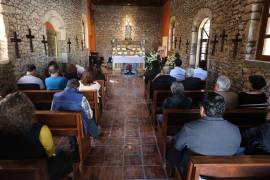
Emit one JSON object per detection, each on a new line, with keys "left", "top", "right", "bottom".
{"left": 67, "top": 38, "right": 71, "bottom": 53}
{"left": 81, "top": 40, "right": 84, "bottom": 51}
{"left": 220, "top": 29, "right": 228, "bottom": 52}
{"left": 174, "top": 37, "right": 178, "bottom": 49}
{"left": 232, "top": 32, "right": 242, "bottom": 58}
{"left": 75, "top": 36, "right": 79, "bottom": 47}
{"left": 185, "top": 40, "right": 190, "bottom": 54}
{"left": 210, "top": 35, "right": 219, "bottom": 55}
{"left": 10, "top": 31, "right": 22, "bottom": 58}
{"left": 41, "top": 35, "right": 48, "bottom": 56}
{"left": 178, "top": 37, "right": 182, "bottom": 50}
{"left": 26, "top": 28, "right": 35, "bottom": 52}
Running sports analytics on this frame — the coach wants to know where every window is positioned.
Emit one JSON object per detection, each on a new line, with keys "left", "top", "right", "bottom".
{"left": 45, "top": 22, "right": 58, "bottom": 57}
{"left": 197, "top": 18, "right": 210, "bottom": 67}
{"left": 82, "top": 21, "right": 86, "bottom": 49}
{"left": 0, "top": 13, "right": 8, "bottom": 64}
{"left": 256, "top": 0, "right": 270, "bottom": 61}
{"left": 168, "top": 21, "right": 175, "bottom": 51}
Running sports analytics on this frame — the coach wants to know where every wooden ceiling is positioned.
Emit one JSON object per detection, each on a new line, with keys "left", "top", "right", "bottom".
{"left": 92, "top": 0, "right": 165, "bottom": 7}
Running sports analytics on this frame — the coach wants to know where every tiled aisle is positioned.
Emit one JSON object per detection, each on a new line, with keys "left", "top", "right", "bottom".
{"left": 82, "top": 75, "right": 168, "bottom": 180}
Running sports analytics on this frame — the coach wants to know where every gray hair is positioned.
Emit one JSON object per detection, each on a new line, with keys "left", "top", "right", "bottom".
{"left": 216, "top": 75, "right": 231, "bottom": 91}
{"left": 186, "top": 68, "right": 194, "bottom": 77}
{"left": 67, "top": 79, "right": 80, "bottom": 89}
{"left": 171, "top": 81, "right": 184, "bottom": 95}
{"left": 162, "top": 66, "right": 171, "bottom": 75}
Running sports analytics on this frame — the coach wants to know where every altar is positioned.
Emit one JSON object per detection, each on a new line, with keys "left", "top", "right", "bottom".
{"left": 112, "top": 56, "right": 145, "bottom": 72}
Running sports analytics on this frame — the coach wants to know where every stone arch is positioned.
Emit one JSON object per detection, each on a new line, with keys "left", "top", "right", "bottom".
{"left": 42, "top": 10, "right": 66, "bottom": 41}
{"left": 189, "top": 8, "right": 212, "bottom": 67}
{"left": 0, "top": 8, "right": 9, "bottom": 64}
{"left": 168, "top": 16, "right": 176, "bottom": 52}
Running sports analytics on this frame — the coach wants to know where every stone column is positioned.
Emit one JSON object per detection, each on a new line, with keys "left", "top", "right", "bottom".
{"left": 189, "top": 26, "right": 198, "bottom": 66}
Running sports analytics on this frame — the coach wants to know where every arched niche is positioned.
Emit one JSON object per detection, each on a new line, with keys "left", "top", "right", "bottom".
{"left": 0, "top": 10, "right": 9, "bottom": 64}
{"left": 42, "top": 10, "right": 66, "bottom": 41}
{"left": 189, "top": 8, "right": 212, "bottom": 67}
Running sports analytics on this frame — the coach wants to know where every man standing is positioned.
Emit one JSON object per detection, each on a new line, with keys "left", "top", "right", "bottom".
{"left": 17, "top": 64, "right": 44, "bottom": 89}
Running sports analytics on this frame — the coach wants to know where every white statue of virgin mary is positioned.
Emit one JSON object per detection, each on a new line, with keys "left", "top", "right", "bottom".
{"left": 125, "top": 22, "right": 132, "bottom": 40}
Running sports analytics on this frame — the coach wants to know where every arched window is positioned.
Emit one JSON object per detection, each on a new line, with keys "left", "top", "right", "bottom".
{"left": 196, "top": 18, "right": 211, "bottom": 67}
{"left": 168, "top": 19, "right": 176, "bottom": 51}
{"left": 0, "top": 13, "right": 8, "bottom": 64}
{"left": 82, "top": 21, "right": 86, "bottom": 49}
{"left": 256, "top": 0, "right": 270, "bottom": 61}
{"left": 45, "top": 22, "right": 58, "bottom": 57}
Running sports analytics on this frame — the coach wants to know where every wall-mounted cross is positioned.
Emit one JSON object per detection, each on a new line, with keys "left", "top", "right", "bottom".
{"left": 232, "top": 32, "right": 242, "bottom": 58}
{"left": 220, "top": 29, "right": 228, "bottom": 52}
{"left": 67, "top": 38, "right": 71, "bottom": 53}
{"left": 174, "top": 37, "right": 178, "bottom": 49}
{"left": 10, "top": 31, "right": 22, "bottom": 58}
{"left": 210, "top": 34, "right": 219, "bottom": 55}
{"left": 75, "top": 35, "right": 79, "bottom": 47}
{"left": 178, "top": 37, "right": 182, "bottom": 50}
{"left": 26, "top": 28, "right": 35, "bottom": 52}
{"left": 81, "top": 40, "right": 84, "bottom": 51}
{"left": 185, "top": 40, "right": 190, "bottom": 54}
{"left": 41, "top": 35, "right": 48, "bottom": 56}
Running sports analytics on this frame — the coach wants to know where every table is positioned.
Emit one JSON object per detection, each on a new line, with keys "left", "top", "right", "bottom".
{"left": 112, "top": 56, "right": 145, "bottom": 71}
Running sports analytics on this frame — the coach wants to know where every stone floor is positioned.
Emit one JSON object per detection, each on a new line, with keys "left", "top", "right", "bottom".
{"left": 80, "top": 74, "right": 168, "bottom": 180}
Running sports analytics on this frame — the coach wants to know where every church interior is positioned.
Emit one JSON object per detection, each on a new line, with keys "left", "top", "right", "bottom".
{"left": 1, "top": 0, "right": 270, "bottom": 179}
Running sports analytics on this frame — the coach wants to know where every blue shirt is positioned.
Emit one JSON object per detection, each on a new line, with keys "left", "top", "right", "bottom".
{"left": 45, "top": 76, "right": 67, "bottom": 90}
{"left": 170, "top": 67, "right": 186, "bottom": 81}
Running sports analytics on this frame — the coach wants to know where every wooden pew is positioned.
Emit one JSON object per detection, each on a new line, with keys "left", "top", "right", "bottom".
{"left": 97, "top": 80, "right": 106, "bottom": 109}
{"left": 151, "top": 90, "right": 207, "bottom": 125}
{"left": 35, "top": 111, "right": 89, "bottom": 161}
{"left": 158, "top": 108, "right": 267, "bottom": 161}
{"left": 22, "top": 90, "right": 100, "bottom": 123}
{"left": 0, "top": 159, "right": 49, "bottom": 180}
{"left": 175, "top": 155, "right": 270, "bottom": 180}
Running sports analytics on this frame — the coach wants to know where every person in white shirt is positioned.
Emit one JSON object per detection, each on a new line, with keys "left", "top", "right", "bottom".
{"left": 193, "top": 61, "right": 208, "bottom": 80}
{"left": 170, "top": 58, "right": 186, "bottom": 81}
{"left": 79, "top": 71, "right": 101, "bottom": 99}
{"left": 17, "top": 64, "right": 44, "bottom": 89}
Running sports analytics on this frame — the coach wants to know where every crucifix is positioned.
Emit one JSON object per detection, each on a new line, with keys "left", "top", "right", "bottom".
{"left": 185, "top": 40, "right": 190, "bottom": 54}
{"left": 10, "top": 31, "right": 22, "bottom": 58}
{"left": 26, "top": 28, "right": 35, "bottom": 52}
{"left": 81, "top": 40, "right": 84, "bottom": 51}
{"left": 75, "top": 36, "right": 79, "bottom": 47}
{"left": 232, "top": 32, "right": 242, "bottom": 58}
{"left": 210, "top": 35, "right": 219, "bottom": 55}
{"left": 67, "top": 38, "right": 71, "bottom": 53}
{"left": 178, "top": 37, "right": 182, "bottom": 50}
{"left": 174, "top": 37, "right": 178, "bottom": 49}
{"left": 220, "top": 29, "right": 228, "bottom": 52}
{"left": 41, "top": 35, "right": 48, "bottom": 56}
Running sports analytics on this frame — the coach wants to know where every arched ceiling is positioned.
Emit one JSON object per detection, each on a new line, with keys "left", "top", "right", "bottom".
{"left": 92, "top": 0, "right": 165, "bottom": 7}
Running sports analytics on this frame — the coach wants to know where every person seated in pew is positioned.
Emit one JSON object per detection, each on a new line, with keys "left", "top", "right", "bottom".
{"left": 214, "top": 75, "right": 238, "bottom": 109}
{"left": 239, "top": 75, "right": 267, "bottom": 108}
{"left": 63, "top": 63, "right": 79, "bottom": 80}
{"left": 167, "top": 92, "right": 241, "bottom": 177}
{"left": 51, "top": 79, "right": 101, "bottom": 158}
{"left": 144, "top": 60, "right": 161, "bottom": 84}
{"left": 79, "top": 71, "right": 101, "bottom": 102}
{"left": 0, "top": 92, "right": 72, "bottom": 179}
{"left": 163, "top": 81, "right": 192, "bottom": 109}
{"left": 182, "top": 68, "right": 204, "bottom": 90}
{"left": 17, "top": 64, "right": 44, "bottom": 89}
{"left": 242, "top": 116, "right": 270, "bottom": 155}
{"left": 95, "top": 63, "right": 106, "bottom": 81}
{"left": 152, "top": 66, "right": 176, "bottom": 94}
{"left": 45, "top": 64, "right": 68, "bottom": 90}
{"left": 170, "top": 58, "right": 186, "bottom": 81}
{"left": 193, "top": 61, "right": 208, "bottom": 81}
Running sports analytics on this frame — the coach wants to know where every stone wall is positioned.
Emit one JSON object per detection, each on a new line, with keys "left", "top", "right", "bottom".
{"left": 94, "top": 5, "right": 162, "bottom": 61}
{"left": 170, "top": 0, "right": 269, "bottom": 91}
{"left": 0, "top": 0, "right": 90, "bottom": 86}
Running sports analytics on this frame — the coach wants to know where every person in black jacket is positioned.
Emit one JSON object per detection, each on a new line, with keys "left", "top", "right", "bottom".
{"left": 144, "top": 60, "right": 160, "bottom": 84}
{"left": 182, "top": 68, "right": 203, "bottom": 90}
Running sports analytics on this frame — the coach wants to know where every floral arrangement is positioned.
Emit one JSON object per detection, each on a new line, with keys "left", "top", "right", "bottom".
{"left": 144, "top": 52, "right": 157, "bottom": 69}
{"left": 165, "top": 54, "right": 177, "bottom": 67}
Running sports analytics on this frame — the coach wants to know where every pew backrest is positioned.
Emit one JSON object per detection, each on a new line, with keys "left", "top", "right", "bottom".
{"left": 185, "top": 156, "right": 270, "bottom": 180}
{"left": 97, "top": 80, "right": 106, "bottom": 108}
{"left": 0, "top": 159, "right": 49, "bottom": 180}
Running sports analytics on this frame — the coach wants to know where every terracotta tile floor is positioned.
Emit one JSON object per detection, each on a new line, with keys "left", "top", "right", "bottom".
{"left": 81, "top": 75, "right": 169, "bottom": 180}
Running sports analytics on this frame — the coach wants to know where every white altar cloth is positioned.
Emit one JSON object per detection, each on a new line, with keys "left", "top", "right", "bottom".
{"left": 112, "top": 56, "right": 145, "bottom": 70}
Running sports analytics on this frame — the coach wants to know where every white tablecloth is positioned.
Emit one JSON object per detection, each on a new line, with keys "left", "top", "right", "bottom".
{"left": 112, "top": 56, "right": 145, "bottom": 70}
